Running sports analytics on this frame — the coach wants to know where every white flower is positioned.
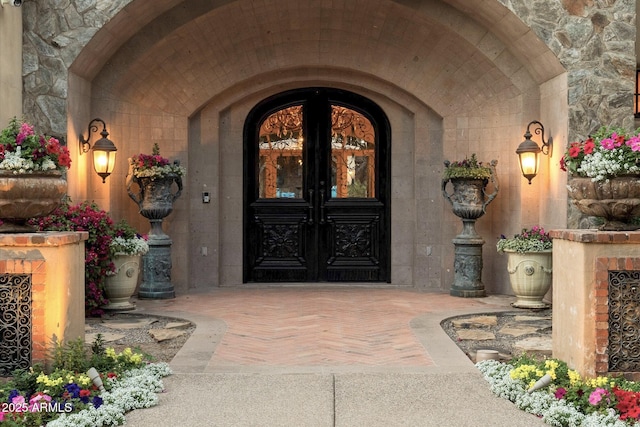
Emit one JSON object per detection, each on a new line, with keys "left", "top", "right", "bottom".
{"left": 46, "top": 362, "right": 171, "bottom": 427}
{"left": 477, "top": 360, "right": 640, "bottom": 427}
{"left": 110, "top": 236, "right": 149, "bottom": 256}
{"left": 0, "top": 149, "right": 36, "bottom": 172}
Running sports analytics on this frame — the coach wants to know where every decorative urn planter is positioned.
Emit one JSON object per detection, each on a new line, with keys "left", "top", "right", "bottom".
{"left": 505, "top": 250, "right": 552, "bottom": 309}
{"left": 103, "top": 254, "right": 141, "bottom": 311}
{"left": 127, "top": 172, "right": 183, "bottom": 299}
{"left": 442, "top": 159, "right": 499, "bottom": 297}
{"left": 444, "top": 178, "right": 496, "bottom": 220}
{"left": 0, "top": 171, "right": 67, "bottom": 232}
{"left": 567, "top": 176, "right": 640, "bottom": 231}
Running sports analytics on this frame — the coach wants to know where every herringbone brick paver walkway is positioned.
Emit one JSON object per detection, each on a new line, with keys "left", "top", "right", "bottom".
{"left": 139, "top": 288, "right": 491, "bottom": 368}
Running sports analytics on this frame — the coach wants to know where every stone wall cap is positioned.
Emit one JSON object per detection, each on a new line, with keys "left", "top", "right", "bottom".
{"left": 0, "top": 231, "right": 88, "bottom": 247}
{"left": 549, "top": 229, "right": 640, "bottom": 243}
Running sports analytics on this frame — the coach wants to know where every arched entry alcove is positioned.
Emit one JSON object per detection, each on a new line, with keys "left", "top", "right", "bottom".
{"left": 64, "top": 0, "right": 567, "bottom": 294}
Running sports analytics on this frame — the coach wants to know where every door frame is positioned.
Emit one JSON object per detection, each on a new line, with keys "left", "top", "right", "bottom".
{"left": 242, "top": 87, "right": 391, "bottom": 283}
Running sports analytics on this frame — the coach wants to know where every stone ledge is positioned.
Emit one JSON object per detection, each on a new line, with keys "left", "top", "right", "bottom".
{"left": 0, "top": 231, "right": 88, "bottom": 247}
{"left": 550, "top": 229, "right": 640, "bottom": 243}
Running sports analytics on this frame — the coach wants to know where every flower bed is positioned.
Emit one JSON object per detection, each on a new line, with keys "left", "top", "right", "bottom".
{"left": 0, "top": 340, "right": 172, "bottom": 426}
{"left": 478, "top": 357, "right": 640, "bottom": 426}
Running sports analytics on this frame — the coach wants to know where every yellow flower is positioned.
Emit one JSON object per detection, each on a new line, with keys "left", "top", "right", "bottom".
{"left": 106, "top": 347, "right": 117, "bottom": 360}
{"left": 77, "top": 374, "right": 91, "bottom": 387}
{"left": 568, "top": 369, "right": 581, "bottom": 386}
{"left": 585, "top": 376, "right": 610, "bottom": 388}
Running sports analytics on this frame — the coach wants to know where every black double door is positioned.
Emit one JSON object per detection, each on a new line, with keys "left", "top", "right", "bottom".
{"left": 243, "top": 88, "right": 390, "bottom": 282}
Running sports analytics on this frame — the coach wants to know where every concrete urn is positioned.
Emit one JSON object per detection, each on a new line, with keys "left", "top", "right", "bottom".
{"left": 505, "top": 250, "right": 552, "bottom": 309}
{"left": 567, "top": 176, "right": 640, "bottom": 231}
{"left": 103, "top": 254, "right": 141, "bottom": 311}
{"left": 0, "top": 171, "right": 67, "bottom": 232}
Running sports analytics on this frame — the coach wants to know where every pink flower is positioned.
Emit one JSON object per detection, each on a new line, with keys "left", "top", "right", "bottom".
{"left": 627, "top": 136, "right": 640, "bottom": 152}
{"left": 589, "top": 387, "right": 608, "bottom": 405}
{"left": 554, "top": 387, "right": 567, "bottom": 399}
{"left": 11, "top": 395, "right": 26, "bottom": 412}
{"left": 600, "top": 137, "right": 616, "bottom": 150}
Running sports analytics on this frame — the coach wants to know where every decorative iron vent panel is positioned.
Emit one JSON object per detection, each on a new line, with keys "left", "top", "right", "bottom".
{"left": 0, "top": 274, "right": 32, "bottom": 375}
{"left": 608, "top": 270, "right": 640, "bottom": 372}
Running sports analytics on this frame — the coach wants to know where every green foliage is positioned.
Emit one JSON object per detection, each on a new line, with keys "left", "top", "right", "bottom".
{"left": 443, "top": 153, "right": 492, "bottom": 180}
{"left": 50, "top": 337, "right": 90, "bottom": 373}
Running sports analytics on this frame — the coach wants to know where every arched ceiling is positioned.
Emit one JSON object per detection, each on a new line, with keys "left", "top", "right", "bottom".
{"left": 78, "top": 0, "right": 564, "bottom": 117}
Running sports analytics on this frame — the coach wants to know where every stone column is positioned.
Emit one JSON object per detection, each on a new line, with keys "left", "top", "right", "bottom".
{"left": 550, "top": 229, "right": 640, "bottom": 378}
{"left": 0, "top": 232, "right": 87, "bottom": 371}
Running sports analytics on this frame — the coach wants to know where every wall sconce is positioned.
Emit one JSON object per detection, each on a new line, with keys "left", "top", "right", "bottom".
{"left": 516, "top": 120, "right": 553, "bottom": 184}
{"left": 79, "top": 118, "right": 117, "bottom": 183}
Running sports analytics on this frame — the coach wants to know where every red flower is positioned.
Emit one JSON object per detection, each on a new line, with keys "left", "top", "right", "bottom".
{"left": 583, "top": 138, "right": 595, "bottom": 154}
{"left": 568, "top": 143, "right": 582, "bottom": 158}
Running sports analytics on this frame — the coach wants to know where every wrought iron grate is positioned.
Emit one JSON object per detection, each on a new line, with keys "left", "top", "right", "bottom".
{"left": 608, "top": 270, "right": 640, "bottom": 372}
{"left": 0, "top": 274, "right": 32, "bottom": 375}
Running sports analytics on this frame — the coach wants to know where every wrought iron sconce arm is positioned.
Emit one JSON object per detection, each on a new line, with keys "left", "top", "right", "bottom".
{"left": 524, "top": 120, "right": 553, "bottom": 157}
{"left": 79, "top": 118, "right": 108, "bottom": 153}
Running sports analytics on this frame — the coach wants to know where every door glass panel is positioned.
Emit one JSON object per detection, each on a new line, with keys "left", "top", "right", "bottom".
{"left": 330, "top": 106, "right": 375, "bottom": 198}
{"left": 258, "top": 105, "right": 304, "bottom": 198}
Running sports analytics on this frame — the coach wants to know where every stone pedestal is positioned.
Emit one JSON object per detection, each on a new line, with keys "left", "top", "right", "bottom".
{"left": 450, "top": 219, "right": 486, "bottom": 297}
{"left": 0, "top": 232, "right": 87, "bottom": 371}
{"left": 550, "top": 229, "right": 640, "bottom": 378}
{"left": 138, "top": 224, "right": 175, "bottom": 299}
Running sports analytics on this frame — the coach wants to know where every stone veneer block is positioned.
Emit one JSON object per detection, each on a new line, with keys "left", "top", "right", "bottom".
{"left": 549, "top": 229, "right": 640, "bottom": 378}
{"left": 0, "top": 232, "right": 87, "bottom": 366}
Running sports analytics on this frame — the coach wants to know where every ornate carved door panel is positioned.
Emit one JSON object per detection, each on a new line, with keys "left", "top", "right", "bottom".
{"left": 243, "top": 88, "right": 390, "bottom": 282}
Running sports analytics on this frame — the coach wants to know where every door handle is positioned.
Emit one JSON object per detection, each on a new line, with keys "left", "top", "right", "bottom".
{"left": 308, "top": 189, "right": 314, "bottom": 225}
{"left": 319, "top": 182, "right": 326, "bottom": 225}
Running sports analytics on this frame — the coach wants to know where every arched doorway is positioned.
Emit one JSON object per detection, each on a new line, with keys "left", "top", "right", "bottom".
{"left": 243, "top": 88, "right": 391, "bottom": 283}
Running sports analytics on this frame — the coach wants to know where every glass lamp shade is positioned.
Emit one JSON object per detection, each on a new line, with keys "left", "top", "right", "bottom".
{"left": 92, "top": 136, "right": 117, "bottom": 183}
{"left": 516, "top": 138, "right": 541, "bottom": 184}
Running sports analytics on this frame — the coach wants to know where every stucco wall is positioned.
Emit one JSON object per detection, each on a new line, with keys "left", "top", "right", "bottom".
{"left": 0, "top": 6, "right": 22, "bottom": 124}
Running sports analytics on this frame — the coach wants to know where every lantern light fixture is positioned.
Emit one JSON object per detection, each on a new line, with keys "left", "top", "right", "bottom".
{"left": 516, "top": 120, "right": 553, "bottom": 185}
{"left": 79, "top": 118, "right": 117, "bottom": 183}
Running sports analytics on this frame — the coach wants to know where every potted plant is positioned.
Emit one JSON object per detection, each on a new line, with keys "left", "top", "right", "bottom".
{"left": 103, "top": 220, "right": 149, "bottom": 311}
{"left": 126, "top": 143, "right": 185, "bottom": 299}
{"left": 562, "top": 126, "right": 640, "bottom": 230}
{"left": 497, "top": 226, "right": 552, "bottom": 308}
{"left": 442, "top": 153, "right": 498, "bottom": 220}
{"left": 442, "top": 153, "right": 499, "bottom": 297}
{"left": 0, "top": 117, "right": 71, "bottom": 231}
{"left": 126, "top": 143, "right": 185, "bottom": 235}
